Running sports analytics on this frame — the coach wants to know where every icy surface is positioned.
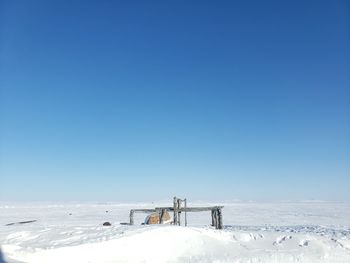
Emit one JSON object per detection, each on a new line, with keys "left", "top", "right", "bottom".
{"left": 1, "top": 202, "right": 350, "bottom": 262}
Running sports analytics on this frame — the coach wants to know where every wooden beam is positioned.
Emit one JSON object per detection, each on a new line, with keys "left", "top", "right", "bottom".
{"left": 130, "top": 209, "right": 156, "bottom": 213}
{"left": 156, "top": 206, "right": 223, "bottom": 213}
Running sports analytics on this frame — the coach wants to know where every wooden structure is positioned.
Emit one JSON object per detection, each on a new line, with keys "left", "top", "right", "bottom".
{"left": 129, "top": 197, "right": 224, "bottom": 229}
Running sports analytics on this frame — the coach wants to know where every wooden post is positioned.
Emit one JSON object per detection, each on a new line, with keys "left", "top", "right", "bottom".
{"left": 173, "top": 197, "right": 178, "bottom": 225}
{"left": 177, "top": 199, "right": 181, "bottom": 226}
{"left": 159, "top": 210, "right": 162, "bottom": 224}
{"left": 211, "top": 209, "right": 215, "bottom": 226}
{"left": 184, "top": 199, "right": 187, "bottom": 226}
{"left": 217, "top": 208, "right": 223, "bottom": 229}
{"left": 159, "top": 209, "right": 165, "bottom": 224}
{"left": 213, "top": 209, "right": 217, "bottom": 228}
{"left": 129, "top": 210, "right": 134, "bottom": 225}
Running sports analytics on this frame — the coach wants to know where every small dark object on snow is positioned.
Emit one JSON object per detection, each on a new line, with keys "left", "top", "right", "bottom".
{"left": 105, "top": 210, "right": 109, "bottom": 213}
{"left": 103, "top": 222, "right": 112, "bottom": 226}
{"left": 6, "top": 220, "right": 37, "bottom": 226}
{"left": 69, "top": 213, "right": 72, "bottom": 215}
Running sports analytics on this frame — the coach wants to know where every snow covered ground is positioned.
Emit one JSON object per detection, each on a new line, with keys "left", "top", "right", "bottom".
{"left": 1, "top": 201, "right": 350, "bottom": 263}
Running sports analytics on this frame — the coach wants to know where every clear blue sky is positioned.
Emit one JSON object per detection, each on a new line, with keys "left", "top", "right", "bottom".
{"left": 1, "top": 0, "right": 349, "bottom": 202}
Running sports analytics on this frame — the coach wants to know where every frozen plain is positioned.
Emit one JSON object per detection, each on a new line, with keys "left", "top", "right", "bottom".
{"left": 1, "top": 201, "right": 350, "bottom": 263}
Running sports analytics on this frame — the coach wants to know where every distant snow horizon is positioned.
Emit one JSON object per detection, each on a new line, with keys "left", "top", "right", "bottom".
{"left": 0, "top": 198, "right": 349, "bottom": 206}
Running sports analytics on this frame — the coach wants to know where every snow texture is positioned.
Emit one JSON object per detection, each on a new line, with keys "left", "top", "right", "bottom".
{"left": 1, "top": 201, "right": 350, "bottom": 263}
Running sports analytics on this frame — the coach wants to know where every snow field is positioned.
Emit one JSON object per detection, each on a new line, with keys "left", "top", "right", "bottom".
{"left": 1, "top": 202, "right": 350, "bottom": 263}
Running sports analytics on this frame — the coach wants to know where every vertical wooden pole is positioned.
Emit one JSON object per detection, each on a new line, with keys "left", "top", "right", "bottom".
{"left": 184, "top": 199, "right": 187, "bottom": 226}
{"left": 213, "top": 210, "right": 217, "bottom": 229}
{"left": 159, "top": 209, "right": 165, "bottom": 224}
{"left": 177, "top": 199, "right": 181, "bottom": 226}
{"left": 129, "top": 210, "right": 134, "bottom": 225}
{"left": 211, "top": 209, "right": 215, "bottom": 226}
{"left": 217, "top": 208, "right": 223, "bottom": 229}
{"left": 173, "top": 197, "right": 178, "bottom": 225}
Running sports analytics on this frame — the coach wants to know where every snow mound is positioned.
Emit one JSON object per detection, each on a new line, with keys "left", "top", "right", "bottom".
{"left": 3, "top": 226, "right": 350, "bottom": 263}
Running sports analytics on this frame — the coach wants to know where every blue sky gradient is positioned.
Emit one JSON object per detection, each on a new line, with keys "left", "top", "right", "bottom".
{"left": 1, "top": 0, "right": 349, "bottom": 201}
